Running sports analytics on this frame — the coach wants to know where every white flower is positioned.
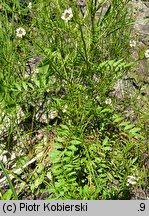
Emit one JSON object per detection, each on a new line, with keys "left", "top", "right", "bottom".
{"left": 144, "top": 49, "right": 149, "bottom": 58}
{"left": 61, "top": 8, "right": 73, "bottom": 22}
{"left": 49, "top": 110, "right": 58, "bottom": 120}
{"left": 16, "top": 27, "right": 26, "bottom": 38}
{"left": 126, "top": 175, "right": 139, "bottom": 186}
{"left": 130, "top": 40, "right": 136, "bottom": 48}
{"left": 62, "top": 104, "right": 68, "bottom": 113}
{"left": 96, "top": 95, "right": 100, "bottom": 101}
{"left": 105, "top": 98, "right": 112, "bottom": 105}
{"left": 27, "top": 2, "right": 32, "bottom": 9}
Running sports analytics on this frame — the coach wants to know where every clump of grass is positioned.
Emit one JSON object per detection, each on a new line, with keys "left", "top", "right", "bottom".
{"left": 0, "top": 0, "right": 148, "bottom": 199}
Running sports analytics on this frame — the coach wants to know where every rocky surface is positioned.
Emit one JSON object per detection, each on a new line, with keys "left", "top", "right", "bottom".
{"left": 132, "top": 0, "right": 149, "bottom": 76}
{"left": 133, "top": 0, "right": 149, "bottom": 36}
{"left": 130, "top": 0, "right": 149, "bottom": 200}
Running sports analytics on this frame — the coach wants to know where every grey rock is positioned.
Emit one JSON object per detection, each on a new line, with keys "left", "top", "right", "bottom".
{"left": 26, "top": 56, "right": 42, "bottom": 75}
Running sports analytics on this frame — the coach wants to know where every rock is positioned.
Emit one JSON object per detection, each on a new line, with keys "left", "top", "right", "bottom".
{"left": 25, "top": 56, "right": 42, "bottom": 76}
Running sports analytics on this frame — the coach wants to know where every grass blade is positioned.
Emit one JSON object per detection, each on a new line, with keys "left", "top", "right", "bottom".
{"left": 0, "top": 160, "right": 18, "bottom": 200}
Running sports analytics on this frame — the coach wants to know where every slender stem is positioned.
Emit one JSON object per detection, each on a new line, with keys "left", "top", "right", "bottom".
{"left": 79, "top": 24, "right": 89, "bottom": 72}
{"left": 90, "top": 0, "right": 96, "bottom": 53}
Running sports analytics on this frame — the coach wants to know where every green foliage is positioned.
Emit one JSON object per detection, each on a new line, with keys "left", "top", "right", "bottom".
{"left": 0, "top": 0, "right": 148, "bottom": 200}
{"left": 47, "top": 121, "right": 144, "bottom": 199}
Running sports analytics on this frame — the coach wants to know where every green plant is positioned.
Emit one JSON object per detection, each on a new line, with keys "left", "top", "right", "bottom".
{"left": 0, "top": 0, "right": 148, "bottom": 200}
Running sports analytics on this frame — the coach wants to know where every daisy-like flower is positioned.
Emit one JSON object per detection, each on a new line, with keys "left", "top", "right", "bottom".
{"left": 105, "top": 98, "right": 112, "bottom": 105}
{"left": 126, "top": 175, "right": 139, "bottom": 186}
{"left": 16, "top": 27, "right": 26, "bottom": 38}
{"left": 61, "top": 8, "right": 73, "bottom": 22}
{"left": 130, "top": 40, "right": 136, "bottom": 48}
{"left": 27, "top": 2, "right": 32, "bottom": 9}
{"left": 144, "top": 49, "right": 149, "bottom": 58}
{"left": 62, "top": 104, "right": 68, "bottom": 113}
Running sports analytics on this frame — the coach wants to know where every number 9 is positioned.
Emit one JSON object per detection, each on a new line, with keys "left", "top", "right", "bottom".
{"left": 140, "top": 203, "right": 145, "bottom": 211}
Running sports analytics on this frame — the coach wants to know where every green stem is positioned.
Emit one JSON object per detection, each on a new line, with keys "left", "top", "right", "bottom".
{"left": 90, "top": 0, "right": 97, "bottom": 55}
{"left": 79, "top": 24, "right": 89, "bottom": 72}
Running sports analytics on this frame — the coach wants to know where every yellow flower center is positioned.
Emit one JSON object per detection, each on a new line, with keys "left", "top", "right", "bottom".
{"left": 19, "top": 30, "right": 23, "bottom": 34}
{"left": 65, "top": 12, "right": 70, "bottom": 19}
